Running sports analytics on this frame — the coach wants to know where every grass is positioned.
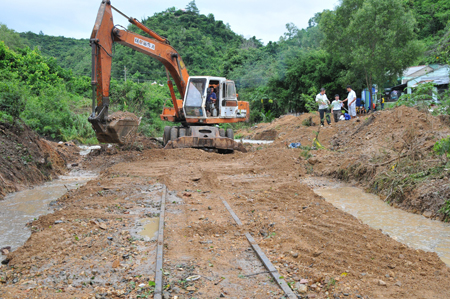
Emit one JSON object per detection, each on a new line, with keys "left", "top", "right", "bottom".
{"left": 439, "top": 200, "right": 450, "bottom": 222}
{"left": 371, "top": 158, "right": 447, "bottom": 204}
{"left": 300, "top": 146, "right": 313, "bottom": 159}
{"left": 302, "top": 116, "right": 313, "bottom": 127}
{"left": 326, "top": 278, "right": 336, "bottom": 290}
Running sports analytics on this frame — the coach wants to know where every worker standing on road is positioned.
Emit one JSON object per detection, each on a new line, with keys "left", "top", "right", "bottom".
{"left": 330, "top": 94, "right": 342, "bottom": 123}
{"left": 381, "top": 97, "right": 385, "bottom": 110}
{"left": 316, "top": 88, "right": 331, "bottom": 127}
{"left": 341, "top": 85, "right": 357, "bottom": 119}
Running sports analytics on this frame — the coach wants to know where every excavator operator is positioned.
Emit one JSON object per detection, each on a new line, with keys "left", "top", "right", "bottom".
{"left": 206, "top": 87, "right": 217, "bottom": 116}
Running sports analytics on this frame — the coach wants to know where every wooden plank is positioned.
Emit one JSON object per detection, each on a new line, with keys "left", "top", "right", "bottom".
{"left": 154, "top": 185, "right": 167, "bottom": 299}
{"left": 221, "top": 199, "right": 297, "bottom": 299}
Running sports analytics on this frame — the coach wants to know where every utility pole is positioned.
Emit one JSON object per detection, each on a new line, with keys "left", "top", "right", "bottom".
{"left": 124, "top": 66, "right": 127, "bottom": 82}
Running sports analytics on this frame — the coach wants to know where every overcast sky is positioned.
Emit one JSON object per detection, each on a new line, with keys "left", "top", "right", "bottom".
{"left": 1, "top": 0, "right": 339, "bottom": 44}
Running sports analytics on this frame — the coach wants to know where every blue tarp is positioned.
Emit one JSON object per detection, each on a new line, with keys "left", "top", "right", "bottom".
{"left": 288, "top": 142, "right": 302, "bottom": 148}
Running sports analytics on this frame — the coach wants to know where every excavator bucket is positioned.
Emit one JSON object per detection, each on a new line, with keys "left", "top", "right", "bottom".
{"left": 92, "top": 111, "right": 141, "bottom": 144}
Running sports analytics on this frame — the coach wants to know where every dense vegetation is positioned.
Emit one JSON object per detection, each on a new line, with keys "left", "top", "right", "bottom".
{"left": 1, "top": 0, "right": 450, "bottom": 143}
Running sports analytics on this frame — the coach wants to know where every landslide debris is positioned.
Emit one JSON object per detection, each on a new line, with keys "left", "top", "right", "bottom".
{"left": 240, "top": 106, "right": 450, "bottom": 221}
{"left": 0, "top": 121, "right": 77, "bottom": 200}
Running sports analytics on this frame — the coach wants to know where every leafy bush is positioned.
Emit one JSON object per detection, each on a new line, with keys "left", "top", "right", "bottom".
{"left": 396, "top": 82, "right": 450, "bottom": 116}
{"left": 260, "top": 110, "right": 275, "bottom": 123}
{"left": 0, "top": 74, "right": 26, "bottom": 120}
{"left": 440, "top": 200, "right": 450, "bottom": 222}
{"left": 0, "top": 41, "right": 96, "bottom": 142}
{"left": 303, "top": 91, "right": 319, "bottom": 113}
{"left": 302, "top": 116, "right": 312, "bottom": 126}
{"left": 396, "top": 82, "right": 436, "bottom": 107}
{"left": 433, "top": 137, "right": 450, "bottom": 163}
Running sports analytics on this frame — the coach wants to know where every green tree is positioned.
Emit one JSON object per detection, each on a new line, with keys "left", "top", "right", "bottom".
{"left": 405, "top": 0, "right": 450, "bottom": 42}
{"left": 0, "top": 23, "right": 28, "bottom": 51}
{"left": 186, "top": 0, "right": 199, "bottom": 14}
{"left": 321, "top": 0, "right": 424, "bottom": 103}
{"left": 0, "top": 71, "right": 26, "bottom": 121}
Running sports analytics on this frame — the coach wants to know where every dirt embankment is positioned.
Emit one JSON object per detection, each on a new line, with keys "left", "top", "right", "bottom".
{"left": 239, "top": 107, "right": 450, "bottom": 220}
{"left": 0, "top": 121, "right": 78, "bottom": 200}
{"left": 1, "top": 147, "right": 450, "bottom": 299}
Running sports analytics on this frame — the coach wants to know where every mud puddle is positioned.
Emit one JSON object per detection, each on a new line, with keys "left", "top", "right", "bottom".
{"left": 138, "top": 217, "right": 160, "bottom": 240}
{"left": 0, "top": 170, "right": 97, "bottom": 260}
{"left": 314, "top": 185, "right": 450, "bottom": 266}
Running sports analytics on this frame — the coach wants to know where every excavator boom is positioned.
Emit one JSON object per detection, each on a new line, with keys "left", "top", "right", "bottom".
{"left": 89, "top": 1, "right": 188, "bottom": 143}
{"left": 89, "top": 1, "right": 249, "bottom": 152}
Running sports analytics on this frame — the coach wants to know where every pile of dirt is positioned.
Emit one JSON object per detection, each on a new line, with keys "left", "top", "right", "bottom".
{"left": 237, "top": 113, "right": 335, "bottom": 147}
{"left": 253, "top": 129, "right": 278, "bottom": 140}
{"left": 313, "top": 107, "right": 450, "bottom": 220}
{"left": 0, "top": 121, "right": 77, "bottom": 200}
{"left": 240, "top": 107, "right": 450, "bottom": 220}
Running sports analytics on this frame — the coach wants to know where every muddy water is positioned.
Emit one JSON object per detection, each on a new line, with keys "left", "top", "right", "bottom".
{"left": 315, "top": 186, "right": 450, "bottom": 266}
{"left": 0, "top": 170, "right": 97, "bottom": 260}
{"left": 138, "top": 217, "right": 160, "bottom": 240}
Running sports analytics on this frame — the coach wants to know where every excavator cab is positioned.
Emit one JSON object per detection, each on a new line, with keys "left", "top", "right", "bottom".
{"left": 161, "top": 76, "right": 248, "bottom": 153}
{"left": 183, "top": 76, "right": 247, "bottom": 121}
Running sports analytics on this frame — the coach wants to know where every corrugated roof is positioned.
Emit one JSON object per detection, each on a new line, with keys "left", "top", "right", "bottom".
{"left": 412, "top": 76, "right": 449, "bottom": 87}
{"left": 403, "top": 65, "right": 429, "bottom": 77}
{"left": 408, "top": 66, "right": 450, "bottom": 87}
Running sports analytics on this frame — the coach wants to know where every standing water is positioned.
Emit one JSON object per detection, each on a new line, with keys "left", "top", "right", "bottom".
{"left": 315, "top": 185, "right": 450, "bottom": 266}
{"left": 0, "top": 170, "right": 97, "bottom": 261}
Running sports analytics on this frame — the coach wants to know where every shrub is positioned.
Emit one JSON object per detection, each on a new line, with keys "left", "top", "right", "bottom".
{"left": 0, "top": 77, "right": 26, "bottom": 121}
{"left": 433, "top": 137, "right": 450, "bottom": 163}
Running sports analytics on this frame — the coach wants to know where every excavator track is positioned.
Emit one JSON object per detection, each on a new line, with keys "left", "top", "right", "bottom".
{"left": 163, "top": 126, "right": 246, "bottom": 153}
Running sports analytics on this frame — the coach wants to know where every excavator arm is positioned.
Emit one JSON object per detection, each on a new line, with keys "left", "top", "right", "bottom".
{"left": 89, "top": 0, "right": 189, "bottom": 143}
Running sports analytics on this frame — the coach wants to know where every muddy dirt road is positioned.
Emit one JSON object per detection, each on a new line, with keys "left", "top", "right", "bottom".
{"left": 1, "top": 142, "right": 450, "bottom": 299}
{"left": 1, "top": 107, "right": 450, "bottom": 298}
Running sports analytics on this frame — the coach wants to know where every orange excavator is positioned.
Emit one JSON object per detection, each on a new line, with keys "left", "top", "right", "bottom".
{"left": 89, "top": 1, "right": 249, "bottom": 152}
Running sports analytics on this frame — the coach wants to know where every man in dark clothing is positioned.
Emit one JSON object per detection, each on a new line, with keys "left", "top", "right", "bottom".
{"left": 206, "top": 88, "right": 217, "bottom": 114}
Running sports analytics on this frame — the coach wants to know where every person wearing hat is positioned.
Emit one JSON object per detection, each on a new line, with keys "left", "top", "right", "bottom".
{"left": 330, "top": 94, "right": 342, "bottom": 123}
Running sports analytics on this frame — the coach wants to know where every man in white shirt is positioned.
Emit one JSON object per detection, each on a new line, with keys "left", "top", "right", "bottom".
{"left": 341, "top": 85, "right": 357, "bottom": 119}
{"left": 330, "top": 94, "right": 342, "bottom": 123}
{"left": 315, "top": 88, "right": 331, "bottom": 127}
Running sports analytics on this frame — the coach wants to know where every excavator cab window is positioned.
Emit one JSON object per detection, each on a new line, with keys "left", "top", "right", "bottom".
{"left": 226, "top": 82, "right": 236, "bottom": 98}
{"left": 223, "top": 82, "right": 238, "bottom": 107}
{"left": 185, "top": 78, "right": 207, "bottom": 117}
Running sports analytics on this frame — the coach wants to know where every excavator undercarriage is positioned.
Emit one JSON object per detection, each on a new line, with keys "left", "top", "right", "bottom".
{"left": 163, "top": 126, "right": 246, "bottom": 152}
